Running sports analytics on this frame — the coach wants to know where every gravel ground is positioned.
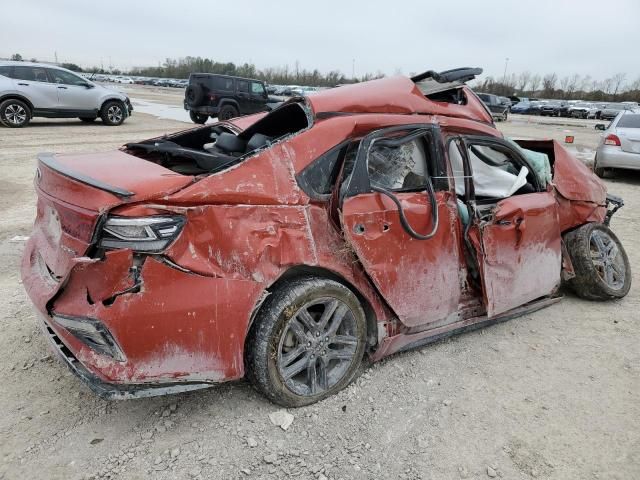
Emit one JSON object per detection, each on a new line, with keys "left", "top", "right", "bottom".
{"left": 0, "top": 101, "right": 638, "bottom": 480}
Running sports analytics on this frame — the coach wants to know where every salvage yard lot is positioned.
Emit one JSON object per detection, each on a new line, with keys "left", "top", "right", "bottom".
{"left": 0, "top": 94, "right": 639, "bottom": 479}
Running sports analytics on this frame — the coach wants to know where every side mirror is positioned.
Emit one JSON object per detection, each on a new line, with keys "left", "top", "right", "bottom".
{"left": 595, "top": 124, "right": 606, "bottom": 131}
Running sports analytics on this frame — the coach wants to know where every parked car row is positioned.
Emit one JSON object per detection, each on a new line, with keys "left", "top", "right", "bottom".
{"left": 510, "top": 99, "right": 638, "bottom": 119}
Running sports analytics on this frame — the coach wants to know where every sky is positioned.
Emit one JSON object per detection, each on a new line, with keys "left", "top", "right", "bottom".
{"left": 2, "top": 0, "right": 639, "bottom": 82}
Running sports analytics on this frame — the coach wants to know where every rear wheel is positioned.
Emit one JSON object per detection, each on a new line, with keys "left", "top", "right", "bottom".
{"left": 593, "top": 156, "right": 607, "bottom": 178}
{"left": 246, "top": 277, "right": 367, "bottom": 407}
{"left": 565, "top": 223, "right": 631, "bottom": 300}
{"left": 218, "top": 104, "right": 239, "bottom": 121}
{"left": 100, "top": 100, "right": 126, "bottom": 126}
{"left": 189, "top": 111, "right": 208, "bottom": 124}
{"left": 0, "top": 99, "right": 31, "bottom": 128}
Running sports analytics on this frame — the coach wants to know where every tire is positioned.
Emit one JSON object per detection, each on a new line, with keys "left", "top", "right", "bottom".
{"left": 0, "top": 99, "right": 31, "bottom": 128}
{"left": 189, "top": 111, "right": 208, "bottom": 124}
{"left": 100, "top": 100, "right": 126, "bottom": 126}
{"left": 79, "top": 117, "right": 96, "bottom": 123}
{"left": 185, "top": 84, "right": 204, "bottom": 107}
{"left": 593, "top": 155, "right": 607, "bottom": 178}
{"left": 503, "top": 110, "right": 508, "bottom": 121}
{"left": 565, "top": 223, "right": 631, "bottom": 300}
{"left": 245, "top": 276, "right": 368, "bottom": 407}
{"left": 218, "top": 104, "right": 239, "bottom": 121}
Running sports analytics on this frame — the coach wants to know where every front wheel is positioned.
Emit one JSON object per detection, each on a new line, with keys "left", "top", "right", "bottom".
{"left": 565, "top": 223, "right": 631, "bottom": 300}
{"left": 100, "top": 100, "right": 126, "bottom": 126}
{"left": 246, "top": 277, "right": 367, "bottom": 407}
{"left": 0, "top": 99, "right": 31, "bottom": 127}
{"left": 189, "top": 111, "right": 208, "bottom": 124}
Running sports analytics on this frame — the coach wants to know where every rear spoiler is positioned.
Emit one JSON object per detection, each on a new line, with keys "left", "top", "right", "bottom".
{"left": 37, "top": 152, "right": 134, "bottom": 198}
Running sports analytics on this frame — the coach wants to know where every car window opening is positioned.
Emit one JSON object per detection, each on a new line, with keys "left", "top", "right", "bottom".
{"left": 123, "top": 102, "right": 310, "bottom": 175}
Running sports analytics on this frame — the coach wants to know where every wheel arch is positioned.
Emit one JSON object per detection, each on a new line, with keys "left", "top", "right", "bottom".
{"left": 99, "top": 96, "right": 125, "bottom": 112}
{"left": 248, "top": 265, "right": 379, "bottom": 350}
{"left": 0, "top": 94, "right": 34, "bottom": 114}
{"left": 218, "top": 99, "right": 240, "bottom": 111}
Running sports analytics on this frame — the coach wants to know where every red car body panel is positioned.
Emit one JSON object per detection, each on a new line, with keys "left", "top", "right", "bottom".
{"left": 471, "top": 192, "right": 562, "bottom": 317}
{"left": 340, "top": 190, "right": 464, "bottom": 327}
{"left": 20, "top": 75, "right": 613, "bottom": 396}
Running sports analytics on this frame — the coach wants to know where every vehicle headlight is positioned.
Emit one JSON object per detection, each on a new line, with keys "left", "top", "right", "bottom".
{"left": 99, "top": 216, "right": 185, "bottom": 252}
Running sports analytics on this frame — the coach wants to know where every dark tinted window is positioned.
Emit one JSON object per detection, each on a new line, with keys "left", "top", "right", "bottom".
{"left": 211, "top": 76, "right": 233, "bottom": 91}
{"left": 48, "top": 69, "right": 86, "bottom": 86}
{"left": 477, "top": 94, "right": 489, "bottom": 101}
{"left": 298, "top": 142, "right": 357, "bottom": 199}
{"left": 237, "top": 80, "right": 249, "bottom": 93}
{"left": 617, "top": 114, "right": 640, "bottom": 128}
{"left": 0, "top": 66, "right": 11, "bottom": 77}
{"left": 13, "top": 66, "right": 50, "bottom": 82}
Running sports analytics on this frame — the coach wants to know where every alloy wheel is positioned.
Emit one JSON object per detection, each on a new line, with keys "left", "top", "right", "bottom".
{"left": 5, "top": 103, "right": 27, "bottom": 125}
{"left": 590, "top": 229, "right": 625, "bottom": 290}
{"left": 277, "top": 297, "right": 359, "bottom": 396}
{"left": 107, "top": 105, "right": 123, "bottom": 123}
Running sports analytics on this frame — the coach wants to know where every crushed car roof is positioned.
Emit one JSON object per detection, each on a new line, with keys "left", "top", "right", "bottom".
{"left": 306, "top": 75, "right": 493, "bottom": 124}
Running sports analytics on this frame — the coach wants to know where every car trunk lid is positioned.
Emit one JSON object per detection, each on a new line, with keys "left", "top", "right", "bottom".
{"left": 617, "top": 127, "right": 640, "bottom": 154}
{"left": 24, "top": 151, "right": 195, "bottom": 307}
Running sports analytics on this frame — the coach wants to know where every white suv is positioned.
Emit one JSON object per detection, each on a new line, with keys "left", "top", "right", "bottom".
{"left": 0, "top": 61, "right": 132, "bottom": 127}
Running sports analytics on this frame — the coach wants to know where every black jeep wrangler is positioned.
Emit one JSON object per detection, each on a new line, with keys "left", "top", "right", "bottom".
{"left": 184, "top": 74, "right": 270, "bottom": 123}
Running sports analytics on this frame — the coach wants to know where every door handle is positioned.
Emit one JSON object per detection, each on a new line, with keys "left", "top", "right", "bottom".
{"left": 57, "top": 86, "right": 67, "bottom": 89}
{"left": 17, "top": 83, "right": 29, "bottom": 86}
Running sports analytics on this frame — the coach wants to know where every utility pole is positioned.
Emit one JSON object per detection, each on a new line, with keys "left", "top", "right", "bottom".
{"left": 54, "top": 51, "right": 58, "bottom": 64}
{"left": 502, "top": 57, "right": 509, "bottom": 83}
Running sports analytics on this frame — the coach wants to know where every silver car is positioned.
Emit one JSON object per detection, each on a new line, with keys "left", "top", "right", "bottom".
{"left": 0, "top": 61, "right": 132, "bottom": 127}
{"left": 594, "top": 110, "right": 640, "bottom": 177}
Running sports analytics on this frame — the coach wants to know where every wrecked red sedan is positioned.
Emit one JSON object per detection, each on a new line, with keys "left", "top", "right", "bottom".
{"left": 22, "top": 68, "right": 631, "bottom": 406}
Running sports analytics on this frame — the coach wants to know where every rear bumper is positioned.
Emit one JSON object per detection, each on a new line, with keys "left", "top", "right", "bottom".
{"left": 184, "top": 102, "right": 219, "bottom": 115}
{"left": 596, "top": 145, "right": 640, "bottom": 170}
{"left": 38, "top": 313, "right": 211, "bottom": 399}
{"left": 21, "top": 230, "right": 265, "bottom": 392}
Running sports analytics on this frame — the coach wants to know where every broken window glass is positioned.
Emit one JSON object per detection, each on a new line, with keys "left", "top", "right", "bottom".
{"left": 367, "top": 138, "right": 428, "bottom": 191}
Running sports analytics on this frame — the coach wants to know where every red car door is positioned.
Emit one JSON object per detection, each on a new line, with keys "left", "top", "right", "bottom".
{"left": 458, "top": 137, "right": 562, "bottom": 317}
{"left": 340, "top": 125, "right": 463, "bottom": 328}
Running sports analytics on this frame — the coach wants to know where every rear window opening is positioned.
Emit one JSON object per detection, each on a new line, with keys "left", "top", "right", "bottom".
{"left": 123, "top": 101, "right": 310, "bottom": 175}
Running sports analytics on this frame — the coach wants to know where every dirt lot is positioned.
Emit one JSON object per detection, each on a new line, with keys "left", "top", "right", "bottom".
{"left": 0, "top": 95, "right": 638, "bottom": 480}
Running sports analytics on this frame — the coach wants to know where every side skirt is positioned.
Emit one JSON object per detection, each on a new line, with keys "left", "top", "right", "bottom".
{"left": 370, "top": 295, "right": 562, "bottom": 361}
{"left": 33, "top": 108, "right": 99, "bottom": 118}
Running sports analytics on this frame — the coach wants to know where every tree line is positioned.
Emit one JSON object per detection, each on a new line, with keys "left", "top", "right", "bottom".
{"left": 8, "top": 53, "right": 640, "bottom": 101}
{"left": 472, "top": 71, "right": 640, "bottom": 103}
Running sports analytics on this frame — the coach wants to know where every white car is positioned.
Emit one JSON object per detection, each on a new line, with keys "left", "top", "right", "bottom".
{"left": 115, "top": 76, "right": 134, "bottom": 84}
{"left": 0, "top": 61, "right": 132, "bottom": 127}
{"left": 568, "top": 103, "right": 599, "bottom": 119}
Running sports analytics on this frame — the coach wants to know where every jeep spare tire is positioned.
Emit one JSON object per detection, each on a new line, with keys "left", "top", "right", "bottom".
{"left": 186, "top": 84, "right": 205, "bottom": 107}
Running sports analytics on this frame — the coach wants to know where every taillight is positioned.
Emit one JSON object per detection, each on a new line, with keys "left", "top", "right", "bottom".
{"left": 604, "top": 134, "right": 621, "bottom": 146}
{"left": 98, "top": 216, "right": 185, "bottom": 252}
